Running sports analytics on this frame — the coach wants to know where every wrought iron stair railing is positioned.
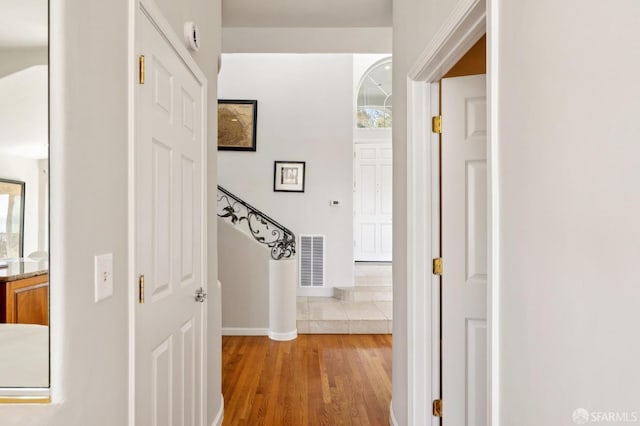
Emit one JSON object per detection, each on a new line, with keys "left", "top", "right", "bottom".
{"left": 217, "top": 185, "right": 296, "bottom": 260}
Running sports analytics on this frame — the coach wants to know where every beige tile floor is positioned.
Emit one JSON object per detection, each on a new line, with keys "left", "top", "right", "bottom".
{"left": 297, "top": 262, "right": 392, "bottom": 334}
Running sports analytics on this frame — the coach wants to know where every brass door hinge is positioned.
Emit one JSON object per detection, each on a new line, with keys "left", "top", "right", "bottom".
{"left": 433, "top": 399, "right": 443, "bottom": 417}
{"left": 432, "top": 115, "right": 442, "bottom": 134}
{"left": 138, "top": 55, "right": 145, "bottom": 84}
{"left": 432, "top": 257, "right": 443, "bottom": 276}
{"left": 138, "top": 275, "right": 145, "bottom": 304}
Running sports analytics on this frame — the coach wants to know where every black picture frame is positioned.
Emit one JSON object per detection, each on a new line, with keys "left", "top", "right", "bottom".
{"left": 274, "top": 161, "right": 306, "bottom": 193}
{"left": 0, "top": 178, "right": 26, "bottom": 258}
{"left": 217, "top": 99, "right": 258, "bottom": 151}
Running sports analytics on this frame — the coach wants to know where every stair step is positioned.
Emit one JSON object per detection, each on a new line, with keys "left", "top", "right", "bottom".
{"left": 334, "top": 286, "right": 392, "bottom": 302}
{"left": 297, "top": 319, "right": 391, "bottom": 334}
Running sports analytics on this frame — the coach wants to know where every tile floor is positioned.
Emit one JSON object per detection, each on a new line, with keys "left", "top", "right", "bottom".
{"left": 297, "top": 262, "right": 392, "bottom": 334}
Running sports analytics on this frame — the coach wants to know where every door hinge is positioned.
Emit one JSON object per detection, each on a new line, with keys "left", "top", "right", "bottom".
{"left": 432, "top": 115, "right": 442, "bottom": 134}
{"left": 432, "top": 257, "right": 443, "bottom": 276}
{"left": 138, "top": 55, "right": 145, "bottom": 84}
{"left": 433, "top": 399, "right": 443, "bottom": 417}
{"left": 138, "top": 275, "right": 145, "bottom": 304}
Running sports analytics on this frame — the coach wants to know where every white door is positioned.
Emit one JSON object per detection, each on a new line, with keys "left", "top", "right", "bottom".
{"left": 354, "top": 143, "right": 393, "bottom": 261}
{"left": 441, "top": 74, "right": 487, "bottom": 425}
{"left": 135, "top": 7, "right": 207, "bottom": 426}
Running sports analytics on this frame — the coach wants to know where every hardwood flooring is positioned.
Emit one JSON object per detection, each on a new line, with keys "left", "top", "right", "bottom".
{"left": 222, "top": 334, "right": 392, "bottom": 425}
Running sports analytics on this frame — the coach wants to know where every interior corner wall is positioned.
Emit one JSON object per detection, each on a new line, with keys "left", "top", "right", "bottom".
{"left": 218, "top": 54, "right": 354, "bottom": 291}
{"left": 391, "top": 0, "right": 460, "bottom": 423}
{"left": 0, "top": 0, "right": 221, "bottom": 424}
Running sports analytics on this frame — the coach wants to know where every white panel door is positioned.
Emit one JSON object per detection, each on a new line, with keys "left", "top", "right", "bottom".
{"left": 135, "top": 7, "right": 206, "bottom": 426}
{"left": 441, "top": 74, "right": 487, "bottom": 426}
{"left": 354, "top": 143, "right": 392, "bottom": 261}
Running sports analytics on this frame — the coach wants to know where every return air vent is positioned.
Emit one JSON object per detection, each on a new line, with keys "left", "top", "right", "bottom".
{"left": 299, "top": 235, "right": 325, "bottom": 287}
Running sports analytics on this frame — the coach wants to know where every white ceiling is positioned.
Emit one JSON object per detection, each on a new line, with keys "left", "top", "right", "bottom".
{"left": 222, "top": 0, "right": 392, "bottom": 28}
{"left": 0, "top": 0, "right": 47, "bottom": 48}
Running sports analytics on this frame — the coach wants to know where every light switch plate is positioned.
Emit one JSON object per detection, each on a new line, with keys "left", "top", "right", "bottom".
{"left": 94, "top": 253, "right": 114, "bottom": 303}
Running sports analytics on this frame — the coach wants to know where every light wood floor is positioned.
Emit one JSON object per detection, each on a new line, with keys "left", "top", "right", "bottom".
{"left": 222, "top": 334, "right": 392, "bottom": 425}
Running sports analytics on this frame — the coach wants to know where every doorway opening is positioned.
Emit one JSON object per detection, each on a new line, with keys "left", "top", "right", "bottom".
{"left": 353, "top": 56, "right": 392, "bottom": 264}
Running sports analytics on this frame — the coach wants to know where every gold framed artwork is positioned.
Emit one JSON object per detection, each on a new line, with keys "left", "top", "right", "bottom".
{"left": 217, "top": 99, "right": 257, "bottom": 151}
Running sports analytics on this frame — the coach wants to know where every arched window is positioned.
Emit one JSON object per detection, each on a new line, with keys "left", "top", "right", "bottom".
{"left": 356, "top": 58, "right": 392, "bottom": 128}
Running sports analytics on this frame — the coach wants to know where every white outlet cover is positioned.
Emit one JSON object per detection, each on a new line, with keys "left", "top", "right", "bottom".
{"left": 94, "top": 253, "right": 114, "bottom": 303}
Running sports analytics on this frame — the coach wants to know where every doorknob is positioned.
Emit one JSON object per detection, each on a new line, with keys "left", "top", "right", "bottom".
{"left": 195, "top": 287, "right": 207, "bottom": 303}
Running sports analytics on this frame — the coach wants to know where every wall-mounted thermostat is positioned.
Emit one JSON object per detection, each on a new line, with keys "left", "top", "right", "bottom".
{"left": 184, "top": 21, "right": 200, "bottom": 51}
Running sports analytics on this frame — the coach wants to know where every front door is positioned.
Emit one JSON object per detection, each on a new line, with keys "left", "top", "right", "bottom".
{"left": 135, "top": 6, "right": 207, "bottom": 426}
{"left": 441, "top": 74, "right": 487, "bottom": 425}
{"left": 354, "top": 143, "right": 393, "bottom": 261}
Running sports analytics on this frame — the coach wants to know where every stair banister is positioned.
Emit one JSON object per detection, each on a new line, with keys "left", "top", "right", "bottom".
{"left": 217, "top": 185, "right": 296, "bottom": 260}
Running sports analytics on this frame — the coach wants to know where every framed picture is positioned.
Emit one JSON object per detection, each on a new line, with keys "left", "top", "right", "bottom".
{"left": 217, "top": 99, "right": 257, "bottom": 151}
{"left": 274, "top": 161, "right": 306, "bottom": 193}
{"left": 0, "top": 178, "right": 25, "bottom": 258}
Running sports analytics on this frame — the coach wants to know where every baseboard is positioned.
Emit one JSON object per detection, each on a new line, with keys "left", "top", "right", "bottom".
{"left": 389, "top": 400, "right": 398, "bottom": 426}
{"left": 297, "top": 287, "right": 335, "bottom": 297}
{"left": 268, "top": 329, "right": 297, "bottom": 341}
{"left": 222, "top": 327, "right": 269, "bottom": 336}
{"left": 211, "top": 394, "right": 224, "bottom": 426}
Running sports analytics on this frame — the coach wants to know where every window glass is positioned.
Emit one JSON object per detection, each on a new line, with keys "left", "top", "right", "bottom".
{"left": 357, "top": 59, "right": 392, "bottom": 128}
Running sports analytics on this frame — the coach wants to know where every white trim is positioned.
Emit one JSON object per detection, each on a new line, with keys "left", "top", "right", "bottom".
{"left": 389, "top": 400, "right": 399, "bottom": 426}
{"left": 429, "top": 81, "right": 442, "bottom": 426}
{"left": 405, "top": 0, "right": 489, "bottom": 424}
{"left": 211, "top": 394, "right": 224, "bottom": 426}
{"left": 127, "top": 0, "right": 136, "bottom": 423}
{"left": 0, "top": 388, "right": 51, "bottom": 398}
{"left": 405, "top": 77, "right": 434, "bottom": 424}
{"left": 408, "top": 0, "right": 486, "bottom": 82}
{"left": 297, "top": 287, "right": 335, "bottom": 297}
{"left": 487, "top": 0, "right": 500, "bottom": 423}
{"left": 129, "top": 1, "right": 208, "bottom": 425}
{"left": 222, "top": 328, "right": 269, "bottom": 336}
{"left": 268, "top": 329, "right": 298, "bottom": 341}
{"left": 49, "top": 0, "right": 65, "bottom": 404}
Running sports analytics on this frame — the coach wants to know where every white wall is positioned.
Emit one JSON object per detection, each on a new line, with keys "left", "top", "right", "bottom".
{"left": 218, "top": 53, "right": 355, "bottom": 292}
{"left": 218, "top": 219, "right": 270, "bottom": 330}
{"left": 0, "top": 0, "right": 221, "bottom": 424}
{"left": 222, "top": 28, "right": 392, "bottom": 54}
{"left": 0, "top": 155, "right": 45, "bottom": 256}
{"left": 497, "top": 0, "right": 640, "bottom": 423}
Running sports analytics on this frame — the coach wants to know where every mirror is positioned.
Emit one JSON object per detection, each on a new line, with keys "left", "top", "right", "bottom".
{"left": 0, "top": 0, "right": 49, "bottom": 390}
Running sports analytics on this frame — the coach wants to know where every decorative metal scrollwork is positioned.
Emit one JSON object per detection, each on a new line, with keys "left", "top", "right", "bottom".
{"left": 217, "top": 186, "right": 296, "bottom": 260}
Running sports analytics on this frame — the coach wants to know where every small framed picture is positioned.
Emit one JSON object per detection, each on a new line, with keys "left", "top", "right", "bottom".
{"left": 217, "top": 99, "right": 257, "bottom": 151}
{"left": 274, "top": 161, "right": 306, "bottom": 193}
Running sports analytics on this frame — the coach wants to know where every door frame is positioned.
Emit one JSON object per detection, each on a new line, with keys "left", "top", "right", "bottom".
{"left": 404, "top": 0, "right": 498, "bottom": 423}
{"left": 127, "top": 0, "right": 209, "bottom": 424}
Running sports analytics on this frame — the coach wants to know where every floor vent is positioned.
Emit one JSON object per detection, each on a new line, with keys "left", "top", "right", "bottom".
{"left": 299, "top": 235, "right": 325, "bottom": 287}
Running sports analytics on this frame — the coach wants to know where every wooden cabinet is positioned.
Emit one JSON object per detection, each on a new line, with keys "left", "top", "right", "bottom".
{"left": 0, "top": 273, "right": 49, "bottom": 325}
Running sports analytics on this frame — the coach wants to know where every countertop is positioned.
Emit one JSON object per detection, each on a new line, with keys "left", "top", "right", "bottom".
{"left": 0, "top": 259, "right": 49, "bottom": 282}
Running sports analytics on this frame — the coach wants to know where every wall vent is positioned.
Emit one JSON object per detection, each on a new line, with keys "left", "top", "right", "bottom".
{"left": 299, "top": 235, "right": 325, "bottom": 287}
